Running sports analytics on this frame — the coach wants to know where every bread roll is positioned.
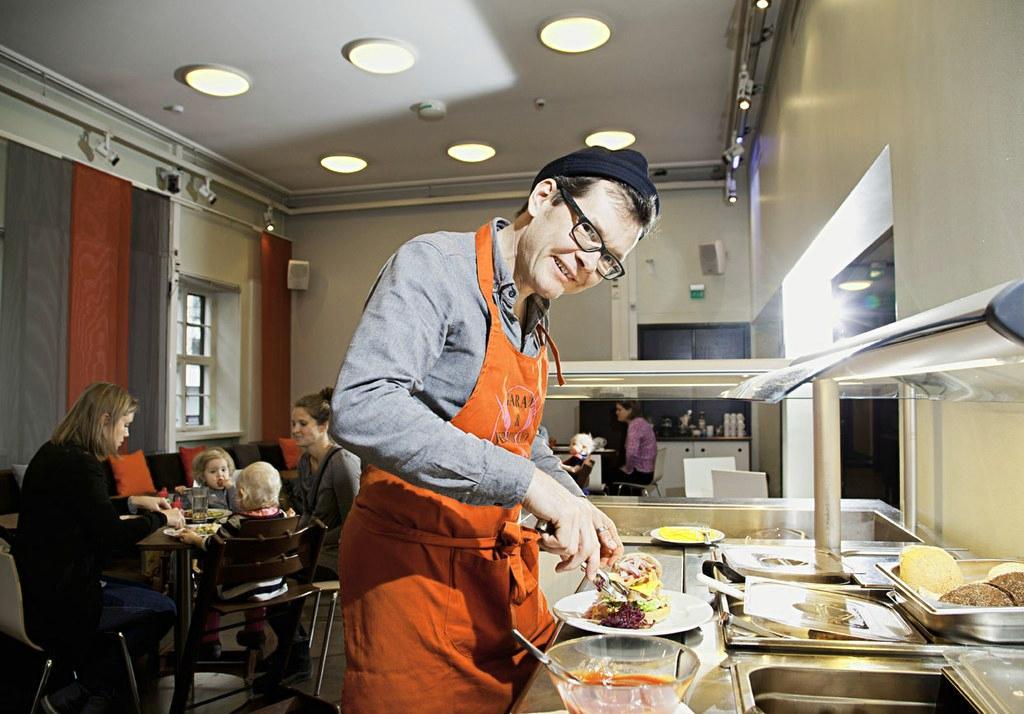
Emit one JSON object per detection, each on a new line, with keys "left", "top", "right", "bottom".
{"left": 939, "top": 583, "right": 1013, "bottom": 607}
{"left": 899, "top": 545, "right": 963, "bottom": 597}
{"left": 989, "top": 572, "right": 1024, "bottom": 605}
{"left": 987, "top": 562, "right": 1024, "bottom": 580}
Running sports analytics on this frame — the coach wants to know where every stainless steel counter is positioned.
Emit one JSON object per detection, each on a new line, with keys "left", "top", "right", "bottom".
{"left": 510, "top": 498, "right": 973, "bottom": 714}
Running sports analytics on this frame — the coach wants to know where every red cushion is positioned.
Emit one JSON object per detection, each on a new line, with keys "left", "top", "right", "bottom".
{"left": 179, "top": 445, "right": 206, "bottom": 487}
{"left": 109, "top": 450, "right": 157, "bottom": 496}
{"left": 277, "top": 437, "right": 302, "bottom": 470}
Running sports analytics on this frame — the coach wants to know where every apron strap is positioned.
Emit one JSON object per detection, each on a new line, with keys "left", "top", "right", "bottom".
{"left": 535, "top": 324, "right": 564, "bottom": 386}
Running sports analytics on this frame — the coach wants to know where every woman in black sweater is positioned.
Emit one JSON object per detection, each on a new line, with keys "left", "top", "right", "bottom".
{"left": 13, "top": 382, "right": 184, "bottom": 713}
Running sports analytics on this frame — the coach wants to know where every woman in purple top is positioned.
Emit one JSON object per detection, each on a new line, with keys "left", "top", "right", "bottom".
{"left": 610, "top": 400, "right": 657, "bottom": 494}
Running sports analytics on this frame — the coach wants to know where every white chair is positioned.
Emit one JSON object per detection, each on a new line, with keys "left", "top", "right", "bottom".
{"left": 308, "top": 579, "right": 340, "bottom": 696}
{"left": 682, "top": 456, "right": 736, "bottom": 497}
{"left": 712, "top": 468, "right": 769, "bottom": 498}
{"left": 0, "top": 540, "right": 52, "bottom": 714}
{"left": 0, "top": 540, "right": 142, "bottom": 714}
{"left": 610, "top": 447, "right": 666, "bottom": 497}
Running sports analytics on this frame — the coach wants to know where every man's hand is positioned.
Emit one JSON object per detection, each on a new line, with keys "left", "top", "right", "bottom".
{"left": 524, "top": 469, "right": 607, "bottom": 579}
{"left": 586, "top": 500, "right": 623, "bottom": 564}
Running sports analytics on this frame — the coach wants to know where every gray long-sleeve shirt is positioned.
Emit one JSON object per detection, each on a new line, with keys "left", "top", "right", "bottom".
{"left": 332, "top": 218, "right": 582, "bottom": 507}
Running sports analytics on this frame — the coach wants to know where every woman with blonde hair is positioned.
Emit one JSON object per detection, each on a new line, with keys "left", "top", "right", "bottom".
{"left": 14, "top": 382, "right": 184, "bottom": 713}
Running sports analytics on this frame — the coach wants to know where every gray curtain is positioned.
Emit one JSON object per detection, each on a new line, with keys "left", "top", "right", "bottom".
{"left": 0, "top": 144, "right": 72, "bottom": 466}
{"left": 127, "top": 188, "right": 170, "bottom": 453}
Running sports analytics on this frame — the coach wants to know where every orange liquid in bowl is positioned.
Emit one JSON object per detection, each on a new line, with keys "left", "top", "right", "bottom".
{"left": 557, "top": 671, "right": 694, "bottom": 714}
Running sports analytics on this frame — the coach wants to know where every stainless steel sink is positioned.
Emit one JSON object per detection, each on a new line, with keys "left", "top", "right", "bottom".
{"left": 592, "top": 499, "right": 922, "bottom": 543}
{"left": 734, "top": 663, "right": 979, "bottom": 713}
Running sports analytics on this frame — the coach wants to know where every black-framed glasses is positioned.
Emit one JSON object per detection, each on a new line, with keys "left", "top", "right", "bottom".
{"left": 557, "top": 182, "right": 626, "bottom": 280}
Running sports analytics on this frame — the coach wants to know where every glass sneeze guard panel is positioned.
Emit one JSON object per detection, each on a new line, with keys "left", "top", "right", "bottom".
{"left": 546, "top": 359, "right": 790, "bottom": 400}
{"left": 724, "top": 280, "right": 1024, "bottom": 403}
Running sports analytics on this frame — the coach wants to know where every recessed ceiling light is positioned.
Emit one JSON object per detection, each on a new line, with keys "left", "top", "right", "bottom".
{"left": 539, "top": 16, "right": 611, "bottom": 53}
{"left": 446, "top": 143, "right": 496, "bottom": 163}
{"left": 342, "top": 39, "right": 416, "bottom": 74}
{"left": 838, "top": 280, "right": 872, "bottom": 292}
{"left": 585, "top": 130, "right": 636, "bottom": 150}
{"left": 175, "top": 65, "right": 251, "bottom": 97}
{"left": 320, "top": 155, "right": 368, "bottom": 173}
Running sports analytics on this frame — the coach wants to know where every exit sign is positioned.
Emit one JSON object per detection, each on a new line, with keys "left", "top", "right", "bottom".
{"left": 690, "top": 283, "right": 706, "bottom": 300}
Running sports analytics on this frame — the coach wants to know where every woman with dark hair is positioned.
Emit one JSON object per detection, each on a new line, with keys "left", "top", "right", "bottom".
{"left": 290, "top": 388, "right": 361, "bottom": 574}
{"left": 610, "top": 400, "right": 657, "bottom": 494}
{"left": 13, "top": 382, "right": 184, "bottom": 713}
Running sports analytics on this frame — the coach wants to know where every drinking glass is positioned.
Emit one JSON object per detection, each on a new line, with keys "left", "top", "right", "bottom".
{"left": 545, "top": 635, "right": 700, "bottom": 714}
{"left": 190, "top": 486, "right": 209, "bottom": 523}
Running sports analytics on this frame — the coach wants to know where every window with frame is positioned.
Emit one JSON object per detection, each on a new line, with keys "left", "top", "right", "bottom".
{"left": 177, "top": 287, "right": 214, "bottom": 428}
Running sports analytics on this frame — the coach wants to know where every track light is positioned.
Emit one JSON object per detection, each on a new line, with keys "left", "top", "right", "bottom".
{"left": 725, "top": 172, "right": 738, "bottom": 205}
{"left": 263, "top": 206, "right": 275, "bottom": 232}
{"left": 93, "top": 132, "right": 120, "bottom": 166}
{"left": 722, "top": 141, "right": 744, "bottom": 171}
{"left": 157, "top": 167, "right": 181, "bottom": 194}
{"left": 196, "top": 177, "right": 218, "bottom": 205}
{"left": 736, "top": 70, "right": 753, "bottom": 112}
{"left": 755, "top": 0, "right": 771, "bottom": 10}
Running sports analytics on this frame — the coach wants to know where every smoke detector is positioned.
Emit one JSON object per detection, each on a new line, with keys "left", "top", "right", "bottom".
{"left": 411, "top": 99, "right": 447, "bottom": 120}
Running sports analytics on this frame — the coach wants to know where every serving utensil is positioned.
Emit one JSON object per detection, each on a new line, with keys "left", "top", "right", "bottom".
{"left": 511, "top": 628, "right": 581, "bottom": 683}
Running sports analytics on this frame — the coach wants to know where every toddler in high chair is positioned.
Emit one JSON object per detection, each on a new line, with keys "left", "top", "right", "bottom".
{"left": 175, "top": 461, "right": 288, "bottom": 659}
{"left": 174, "top": 447, "right": 238, "bottom": 512}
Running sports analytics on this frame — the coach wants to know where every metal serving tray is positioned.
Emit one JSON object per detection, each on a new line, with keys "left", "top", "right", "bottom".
{"left": 877, "top": 560, "right": 1024, "bottom": 644}
{"left": 709, "top": 562, "right": 953, "bottom": 657}
{"left": 720, "top": 544, "right": 852, "bottom": 584}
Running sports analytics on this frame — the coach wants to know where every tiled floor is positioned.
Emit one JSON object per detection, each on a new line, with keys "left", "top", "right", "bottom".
{"left": 141, "top": 599, "right": 345, "bottom": 712}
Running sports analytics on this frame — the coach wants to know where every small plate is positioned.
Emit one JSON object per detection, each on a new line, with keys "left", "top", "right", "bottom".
{"left": 164, "top": 522, "right": 221, "bottom": 537}
{"left": 651, "top": 526, "right": 725, "bottom": 546}
{"left": 553, "top": 590, "right": 713, "bottom": 636}
{"left": 184, "top": 508, "right": 230, "bottom": 522}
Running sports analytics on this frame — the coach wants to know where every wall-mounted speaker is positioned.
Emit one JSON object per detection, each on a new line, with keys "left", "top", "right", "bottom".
{"left": 287, "top": 260, "right": 310, "bottom": 290}
{"left": 699, "top": 240, "right": 726, "bottom": 275}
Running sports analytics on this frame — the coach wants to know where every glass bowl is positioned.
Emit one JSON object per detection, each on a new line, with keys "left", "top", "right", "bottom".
{"left": 545, "top": 635, "right": 700, "bottom": 714}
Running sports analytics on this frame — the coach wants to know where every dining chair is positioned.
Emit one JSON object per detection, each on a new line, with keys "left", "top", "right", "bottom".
{"left": 711, "top": 468, "right": 769, "bottom": 498}
{"left": 307, "top": 579, "right": 340, "bottom": 696}
{"left": 0, "top": 540, "right": 141, "bottom": 714}
{"left": 682, "top": 456, "right": 737, "bottom": 497}
{"left": 169, "top": 520, "right": 326, "bottom": 714}
{"left": 609, "top": 446, "right": 666, "bottom": 497}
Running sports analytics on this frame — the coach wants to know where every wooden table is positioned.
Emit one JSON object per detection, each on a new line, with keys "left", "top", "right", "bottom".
{"left": 137, "top": 528, "right": 195, "bottom": 664}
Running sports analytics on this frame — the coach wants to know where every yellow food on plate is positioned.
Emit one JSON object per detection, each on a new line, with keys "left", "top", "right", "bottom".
{"left": 655, "top": 526, "right": 723, "bottom": 544}
{"left": 899, "top": 544, "right": 963, "bottom": 598}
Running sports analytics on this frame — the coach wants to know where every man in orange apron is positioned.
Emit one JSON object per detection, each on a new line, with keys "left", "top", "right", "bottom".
{"left": 332, "top": 147, "right": 660, "bottom": 713}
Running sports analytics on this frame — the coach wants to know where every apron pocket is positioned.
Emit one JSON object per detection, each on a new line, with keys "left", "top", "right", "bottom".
{"left": 445, "top": 550, "right": 514, "bottom": 659}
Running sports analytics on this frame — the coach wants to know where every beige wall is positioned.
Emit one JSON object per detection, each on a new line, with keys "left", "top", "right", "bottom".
{"left": 637, "top": 187, "right": 751, "bottom": 325}
{"left": 756, "top": 0, "right": 1024, "bottom": 554}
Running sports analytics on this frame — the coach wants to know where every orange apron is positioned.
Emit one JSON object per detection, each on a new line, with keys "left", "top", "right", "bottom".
{"left": 339, "top": 223, "right": 559, "bottom": 713}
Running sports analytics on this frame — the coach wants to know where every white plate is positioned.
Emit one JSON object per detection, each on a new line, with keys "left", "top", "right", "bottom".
{"left": 163, "top": 522, "right": 220, "bottom": 537}
{"left": 650, "top": 526, "right": 725, "bottom": 546}
{"left": 553, "top": 590, "right": 713, "bottom": 636}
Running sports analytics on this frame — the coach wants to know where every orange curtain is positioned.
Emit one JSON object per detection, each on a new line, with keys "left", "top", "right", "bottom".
{"left": 67, "top": 164, "right": 132, "bottom": 408}
{"left": 260, "top": 232, "right": 292, "bottom": 439}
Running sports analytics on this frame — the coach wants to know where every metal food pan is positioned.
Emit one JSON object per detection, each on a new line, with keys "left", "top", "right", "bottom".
{"left": 707, "top": 560, "right": 953, "bottom": 657}
{"left": 877, "top": 561, "right": 1024, "bottom": 644}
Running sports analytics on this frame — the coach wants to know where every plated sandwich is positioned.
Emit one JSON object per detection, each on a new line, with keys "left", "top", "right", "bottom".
{"left": 584, "top": 553, "right": 671, "bottom": 629}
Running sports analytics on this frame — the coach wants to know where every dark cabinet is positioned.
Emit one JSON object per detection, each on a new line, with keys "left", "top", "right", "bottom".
{"left": 639, "top": 324, "right": 750, "bottom": 360}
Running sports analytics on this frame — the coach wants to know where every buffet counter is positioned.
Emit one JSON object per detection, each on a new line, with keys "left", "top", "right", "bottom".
{"left": 511, "top": 497, "right": 1004, "bottom": 713}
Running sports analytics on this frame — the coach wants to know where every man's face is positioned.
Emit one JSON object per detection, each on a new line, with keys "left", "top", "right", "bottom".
{"left": 517, "top": 179, "right": 640, "bottom": 301}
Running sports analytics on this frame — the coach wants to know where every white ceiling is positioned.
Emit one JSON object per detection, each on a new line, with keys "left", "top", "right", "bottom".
{"left": 0, "top": 0, "right": 741, "bottom": 194}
